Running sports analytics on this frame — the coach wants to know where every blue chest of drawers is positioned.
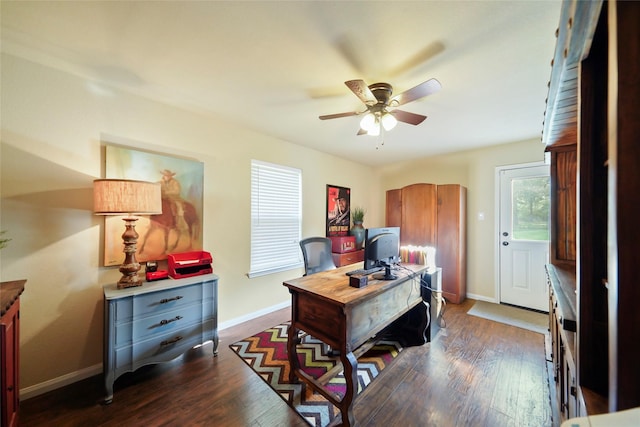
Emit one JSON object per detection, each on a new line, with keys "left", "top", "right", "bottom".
{"left": 103, "top": 274, "right": 218, "bottom": 403}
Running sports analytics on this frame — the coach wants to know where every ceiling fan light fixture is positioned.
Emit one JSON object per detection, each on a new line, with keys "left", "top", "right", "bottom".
{"left": 367, "top": 122, "right": 380, "bottom": 136}
{"left": 381, "top": 112, "right": 397, "bottom": 131}
{"left": 360, "top": 113, "right": 376, "bottom": 132}
{"left": 319, "top": 77, "right": 440, "bottom": 137}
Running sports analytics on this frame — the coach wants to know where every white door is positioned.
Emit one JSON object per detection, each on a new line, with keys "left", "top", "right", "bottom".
{"left": 499, "top": 164, "right": 550, "bottom": 312}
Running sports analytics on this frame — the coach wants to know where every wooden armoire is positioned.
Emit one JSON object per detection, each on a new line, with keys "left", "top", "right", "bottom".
{"left": 386, "top": 183, "right": 466, "bottom": 304}
{"left": 544, "top": 0, "right": 640, "bottom": 418}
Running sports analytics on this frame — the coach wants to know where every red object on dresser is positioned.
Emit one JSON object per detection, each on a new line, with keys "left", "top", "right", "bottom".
{"left": 329, "top": 236, "right": 356, "bottom": 253}
{"left": 167, "top": 251, "right": 213, "bottom": 279}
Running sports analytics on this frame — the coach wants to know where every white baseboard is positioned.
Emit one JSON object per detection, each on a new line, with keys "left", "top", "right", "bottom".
{"left": 465, "top": 293, "right": 497, "bottom": 303}
{"left": 218, "top": 300, "right": 291, "bottom": 331}
{"left": 21, "top": 363, "right": 102, "bottom": 401}
{"left": 21, "top": 300, "right": 292, "bottom": 400}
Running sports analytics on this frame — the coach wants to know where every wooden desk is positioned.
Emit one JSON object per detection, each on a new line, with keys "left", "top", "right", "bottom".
{"left": 283, "top": 263, "right": 430, "bottom": 426}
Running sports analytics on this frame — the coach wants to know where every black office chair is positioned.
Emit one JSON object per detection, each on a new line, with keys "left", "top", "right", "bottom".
{"left": 299, "top": 237, "right": 337, "bottom": 276}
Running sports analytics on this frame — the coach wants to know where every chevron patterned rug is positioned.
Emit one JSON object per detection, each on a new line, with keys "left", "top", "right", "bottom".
{"left": 229, "top": 323, "right": 403, "bottom": 427}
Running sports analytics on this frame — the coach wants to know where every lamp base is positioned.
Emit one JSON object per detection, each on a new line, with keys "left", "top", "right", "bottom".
{"left": 117, "top": 217, "right": 144, "bottom": 289}
{"left": 117, "top": 270, "right": 143, "bottom": 289}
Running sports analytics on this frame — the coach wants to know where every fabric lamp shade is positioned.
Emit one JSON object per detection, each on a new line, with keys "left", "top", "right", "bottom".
{"left": 93, "top": 178, "right": 162, "bottom": 289}
{"left": 93, "top": 179, "right": 162, "bottom": 215}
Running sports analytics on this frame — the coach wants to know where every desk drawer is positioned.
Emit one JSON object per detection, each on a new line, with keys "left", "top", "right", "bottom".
{"left": 295, "top": 293, "right": 343, "bottom": 344}
{"left": 332, "top": 250, "right": 364, "bottom": 267}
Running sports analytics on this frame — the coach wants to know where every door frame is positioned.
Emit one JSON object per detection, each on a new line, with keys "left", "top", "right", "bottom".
{"left": 493, "top": 159, "right": 549, "bottom": 306}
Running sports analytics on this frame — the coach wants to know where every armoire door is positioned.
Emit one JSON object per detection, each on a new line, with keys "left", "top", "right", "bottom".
{"left": 437, "top": 184, "right": 467, "bottom": 304}
{"left": 385, "top": 189, "right": 402, "bottom": 229}
{"left": 399, "top": 183, "right": 436, "bottom": 247}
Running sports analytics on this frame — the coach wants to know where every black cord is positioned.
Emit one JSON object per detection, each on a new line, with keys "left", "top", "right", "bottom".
{"left": 436, "top": 297, "right": 447, "bottom": 328}
{"left": 393, "top": 263, "right": 447, "bottom": 329}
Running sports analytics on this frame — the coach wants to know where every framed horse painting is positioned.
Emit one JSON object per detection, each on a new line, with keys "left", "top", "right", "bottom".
{"left": 103, "top": 145, "right": 204, "bottom": 266}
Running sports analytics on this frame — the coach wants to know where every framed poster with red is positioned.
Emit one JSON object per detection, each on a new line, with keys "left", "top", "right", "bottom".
{"left": 326, "top": 184, "right": 350, "bottom": 237}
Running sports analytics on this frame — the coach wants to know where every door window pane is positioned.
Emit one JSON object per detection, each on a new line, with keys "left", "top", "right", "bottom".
{"left": 512, "top": 177, "right": 550, "bottom": 241}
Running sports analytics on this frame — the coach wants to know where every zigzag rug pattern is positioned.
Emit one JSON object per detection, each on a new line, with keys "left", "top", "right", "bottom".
{"left": 229, "top": 323, "right": 402, "bottom": 427}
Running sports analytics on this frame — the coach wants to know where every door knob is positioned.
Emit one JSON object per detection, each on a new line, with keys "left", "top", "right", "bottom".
{"left": 502, "top": 241, "right": 509, "bottom": 246}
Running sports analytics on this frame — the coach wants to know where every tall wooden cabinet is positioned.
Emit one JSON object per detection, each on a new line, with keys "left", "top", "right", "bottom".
{"left": 1, "top": 280, "right": 25, "bottom": 427}
{"left": 544, "top": 0, "right": 640, "bottom": 418}
{"left": 386, "top": 183, "right": 466, "bottom": 303}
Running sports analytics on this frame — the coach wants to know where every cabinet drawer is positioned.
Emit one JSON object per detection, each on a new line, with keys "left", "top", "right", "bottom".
{"left": 114, "top": 301, "right": 210, "bottom": 347}
{"left": 114, "top": 320, "right": 215, "bottom": 373}
{"left": 114, "top": 283, "right": 203, "bottom": 321}
{"left": 332, "top": 250, "right": 364, "bottom": 267}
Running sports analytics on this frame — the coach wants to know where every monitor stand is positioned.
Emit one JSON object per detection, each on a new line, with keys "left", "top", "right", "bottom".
{"left": 373, "top": 265, "right": 397, "bottom": 281}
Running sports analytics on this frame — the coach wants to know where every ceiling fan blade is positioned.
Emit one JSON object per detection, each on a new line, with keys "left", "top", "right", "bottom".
{"left": 392, "top": 109, "right": 427, "bottom": 125}
{"left": 345, "top": 80, "right": 377, "bottom": 105}
{"left": 319, "top": 111, "right": 359, "bottom": 120}
{"left": 392, "top": 78, "right": 442, "bottom": 106}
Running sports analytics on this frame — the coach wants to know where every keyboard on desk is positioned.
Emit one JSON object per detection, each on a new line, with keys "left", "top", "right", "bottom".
{"left": 345, "top": 266, "right": 384, "bottom": 276}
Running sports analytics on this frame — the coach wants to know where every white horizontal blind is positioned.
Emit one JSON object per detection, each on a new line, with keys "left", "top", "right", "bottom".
{"left": 249, "top": 160, "right": 303, "bottom": 277}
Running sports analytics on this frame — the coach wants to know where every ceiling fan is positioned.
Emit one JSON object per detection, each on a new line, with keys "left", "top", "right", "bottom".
{"left": 319, "top": 78, "right": 442, "bottom": 136}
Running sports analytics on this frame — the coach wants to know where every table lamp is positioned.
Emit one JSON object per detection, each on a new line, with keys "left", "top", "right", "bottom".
{"left": 93, "top": 179, "right": 162, "bottom": 289}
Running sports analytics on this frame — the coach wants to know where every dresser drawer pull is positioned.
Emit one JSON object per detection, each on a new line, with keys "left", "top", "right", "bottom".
{"left": 160, "top": 315, "right": 183, "bottom": 325}
{"left": 160, "top": 296, "right": 183, "bottom": 304}
{"left": 160, "top": 336, "right": 183, "bottom": 346}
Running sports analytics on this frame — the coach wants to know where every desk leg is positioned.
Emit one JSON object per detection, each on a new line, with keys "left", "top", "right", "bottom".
{"left": 339, "top": 350, "right": 358, "bottom": 427}
{"left": 287, "top": 323, "right": 301, "bottom": 383}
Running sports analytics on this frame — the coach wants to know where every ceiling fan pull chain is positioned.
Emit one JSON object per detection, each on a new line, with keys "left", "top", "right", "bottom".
{"left": 376, "top": 127, "right": 385, "bottom": 150}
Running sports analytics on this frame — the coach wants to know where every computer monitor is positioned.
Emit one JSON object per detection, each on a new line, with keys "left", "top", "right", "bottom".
{"left": 363, "top": 227, "right": 400, "bottom": 280}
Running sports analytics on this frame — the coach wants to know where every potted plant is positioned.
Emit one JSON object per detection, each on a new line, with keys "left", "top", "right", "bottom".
{"left": 351, "top": 207, "right": 365, "bottom": 224}
{"left": 350, "top": 207, "right": 366, "bottom": 249}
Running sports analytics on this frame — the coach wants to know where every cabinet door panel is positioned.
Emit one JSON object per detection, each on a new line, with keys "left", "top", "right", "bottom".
{"left": 1, "top": 302, "right": 20, "bottom": 427}
{"left": 437, "top": 184, "right": 467, "bottom": 303}
{"left": 400, "top": 183, "right": 436, "bottom": 246}
{"left": 385, "top": 189, "right": 402, "bottom": 228}
{"left": 555, "top": 149, "right": 577, "bottom": 262}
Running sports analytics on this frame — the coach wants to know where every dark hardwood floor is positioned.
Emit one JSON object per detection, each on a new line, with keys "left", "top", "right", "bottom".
{"left": 20, "top": 299, "right": 555, "bottom": 426}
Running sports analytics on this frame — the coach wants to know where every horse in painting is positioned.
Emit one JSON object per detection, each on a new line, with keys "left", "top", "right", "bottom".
{"left": 139, "top": 197, "right": 200, "bottom": 256}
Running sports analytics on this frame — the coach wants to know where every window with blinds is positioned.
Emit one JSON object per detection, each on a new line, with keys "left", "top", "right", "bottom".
{"left": 248, "top": 160, "right": 303, "bottom": 278}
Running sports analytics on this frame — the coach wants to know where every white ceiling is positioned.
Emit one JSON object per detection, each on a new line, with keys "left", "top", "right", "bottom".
{"left": 1, "top": 1, "right": 561, "bottom": 166}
